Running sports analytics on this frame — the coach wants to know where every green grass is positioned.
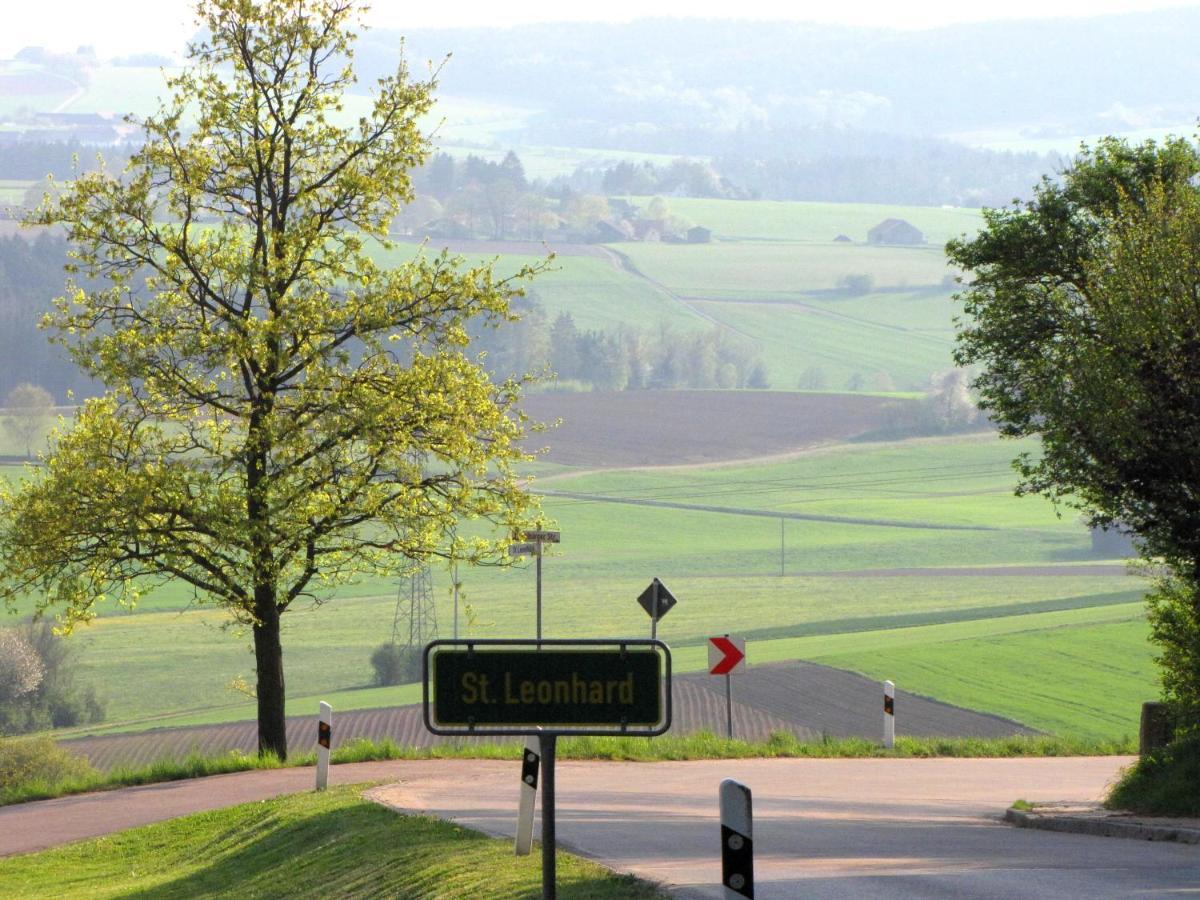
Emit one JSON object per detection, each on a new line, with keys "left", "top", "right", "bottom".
{"left": 814, "top": 616, "right": 1157, "bottom": 740}
{"left": 7, "top": 432, "right": 1150, "bottom": 736}
{"left": 0, "top": 785, "right": 664, "bottom": 899}
{"left": 693, "top": 291, "right": 956, "bottom": 388}
{"left": 629, "top": 197, "right": 983, "bottom": 245}
{"left": 616, "top": 241, "right": 954, "bottom": 300}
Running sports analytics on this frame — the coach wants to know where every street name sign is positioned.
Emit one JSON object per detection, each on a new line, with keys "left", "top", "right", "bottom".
{"left": 709, "top": 635, "right": 746, "bottom": 676}
{"left": 423, "top": 639, "right": 671, "bottom": 736}
{"left": 523, "top": 529, "right": 561, "bottom": 543}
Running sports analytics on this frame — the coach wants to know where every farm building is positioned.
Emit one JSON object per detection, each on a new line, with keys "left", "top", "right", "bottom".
{"left": 867, "top": 218, "right": 924, "bottom": 245}
{"left": 687, "top": 225, "right": 712, "bottom": 243}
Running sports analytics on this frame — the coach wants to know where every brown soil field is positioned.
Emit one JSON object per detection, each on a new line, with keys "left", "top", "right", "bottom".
{"left": 62, "top": 661, "right": 1030, "bottom": 772}
{"left": 521, "top": 390, "right": 909, "bottom": 468}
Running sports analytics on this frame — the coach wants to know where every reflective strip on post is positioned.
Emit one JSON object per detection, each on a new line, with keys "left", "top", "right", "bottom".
{"left": 515, "top": 734, "right": 540, "bottom": 856}
{"left": 719, "top": 778, "right": 753, "bottom": 899}
{"left": 883, "top": 680, "right": 895, "bottom": 750}
{"left": 316, "top": 701, "right": 332, "bottom": 791}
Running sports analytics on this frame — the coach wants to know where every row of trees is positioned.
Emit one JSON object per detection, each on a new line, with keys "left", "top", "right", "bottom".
{"left": 470, "top": 303, "right": 770, "bottom": 392}
{"left": 0, "top": 234, "right": 92, "bottom": 402}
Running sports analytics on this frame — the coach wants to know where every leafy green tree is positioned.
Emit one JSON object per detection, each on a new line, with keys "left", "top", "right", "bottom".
{"left": 0, "top": 0, "right": 540, "bottom": 759}
{"left": 948, "top": 136, "right": 1200, "bottom": 720}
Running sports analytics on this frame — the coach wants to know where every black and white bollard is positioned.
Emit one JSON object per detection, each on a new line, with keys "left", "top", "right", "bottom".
{"left": 316, "top": 701, "right": 332, "bottom": 790}
{"left": 515, "top": 734, "right": 541, "bottom": 856}
{"left": 883, "top": 680, "right": 895, "bottom": 749}
{"left": 720, "top": 778, "right": 754, "bottom": 899}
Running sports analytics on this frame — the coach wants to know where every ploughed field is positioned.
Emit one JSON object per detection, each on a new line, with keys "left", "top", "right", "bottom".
{"left": 62, "top": 661, "right": 1033, "bottom": 772}
{"left": 520, "top": 390, "right": 911, "bottom": 467}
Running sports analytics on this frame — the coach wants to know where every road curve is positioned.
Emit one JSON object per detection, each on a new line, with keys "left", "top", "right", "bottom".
{"left": 4, "top": 757, "right": 1199, "bottom": 898}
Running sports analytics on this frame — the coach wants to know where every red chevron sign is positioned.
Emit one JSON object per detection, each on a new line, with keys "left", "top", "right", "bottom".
{"left": 708, "top": 635, "right": 746, "bottom": 676}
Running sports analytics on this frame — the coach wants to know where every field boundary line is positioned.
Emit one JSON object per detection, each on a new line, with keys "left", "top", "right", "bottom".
{"left": 540, "top": 489, "right": 1000, "bottom": 531}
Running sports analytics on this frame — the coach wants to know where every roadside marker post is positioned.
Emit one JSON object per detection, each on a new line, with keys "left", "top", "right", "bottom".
{"left": 709, "top": 635, "right": 746, "bottom": 740}
{"left": 316, "top": 701, "right": 332, "bottom": 791}
{"left": 883, "top": 680, "right": 895, "bottom": 749}
{"left": 515, "top": 734, "right": 541, "bottom": 856}
{"left": 720, "top": 779, "right": 754, "bottom": 899}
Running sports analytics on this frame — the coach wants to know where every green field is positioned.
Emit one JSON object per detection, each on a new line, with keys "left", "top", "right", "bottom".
{"left": 4, "top": 430, "right": 1156, "bottom": 743}
{"left": 617, "top": 241, "right": 954, "bottom": 300}
{"left": 633, "top": 196, "right": 984, "bottom": 245}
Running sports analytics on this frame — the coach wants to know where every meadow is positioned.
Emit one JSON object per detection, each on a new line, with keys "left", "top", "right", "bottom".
{"left": 374, "top": 184, "right": 981, "bottom": 392}
{"left": 0, "top": 189, "right": 1160, "bottom": 746}
{"left": 6, "top": 428, "right": 1153, "bottom": 744}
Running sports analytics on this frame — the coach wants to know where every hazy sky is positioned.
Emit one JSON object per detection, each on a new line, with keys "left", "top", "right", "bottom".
{"left": 3, "top": 0, "right": 1197, "bottom": 59}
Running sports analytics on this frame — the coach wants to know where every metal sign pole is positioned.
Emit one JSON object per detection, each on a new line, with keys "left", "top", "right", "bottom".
{"left": 540, "top": 733, "right": 557, "bottom": 899}
{"left": 536, "top": 543, "right": 543, "bottom": 641}
{"left": 650, "top": 579, "right": 658, "bottom": 640}
{"left": 725, "top": 672, "right": 734, "bottom": 740}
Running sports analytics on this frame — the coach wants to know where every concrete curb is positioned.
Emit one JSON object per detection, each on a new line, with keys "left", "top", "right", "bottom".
{"left": 1005, "top": 806, "right": 1200, "bottom": 844}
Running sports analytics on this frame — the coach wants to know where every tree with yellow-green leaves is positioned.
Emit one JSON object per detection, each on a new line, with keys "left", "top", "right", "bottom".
{"left": 0, "top": 0, "right": 543, "bottom": 759}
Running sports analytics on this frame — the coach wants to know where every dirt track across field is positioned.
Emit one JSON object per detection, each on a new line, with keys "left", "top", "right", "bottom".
{"left": 62, "top": 661, "right": 1033, "bottom": 772}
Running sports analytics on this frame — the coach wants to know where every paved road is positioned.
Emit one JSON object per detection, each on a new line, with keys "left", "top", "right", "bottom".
{"left": 372, "top": 756, "right": 1200, "bottom": 899}
{"left": 5, "top": 756, "right": 1200, "bottom": 898}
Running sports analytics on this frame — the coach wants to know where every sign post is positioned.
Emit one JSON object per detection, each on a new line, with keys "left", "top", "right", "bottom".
{"left": 709, "top": 635, "right": 746, "bottom": 740}
{"left": 425, "top": 638, "right": 672, "bottom": 900}
{"left": 509, "top": 530, "right": 560, "bottom": 640}
{"left": 637, "top": 578, "right": 678, "bottom": 640}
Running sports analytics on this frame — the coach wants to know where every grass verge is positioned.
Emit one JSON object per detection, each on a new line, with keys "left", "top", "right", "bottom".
{"left": 2, "top": 730, "right": 1134, "bottom": 808}
{"left": 0, "top": 784, "right": 664, "bottom": 898}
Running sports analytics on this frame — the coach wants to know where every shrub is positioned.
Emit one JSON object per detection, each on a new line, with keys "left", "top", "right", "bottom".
{"left": 0, "top": 629, "right": 44, "bottom": 702}
{"left": 0, "top": 622, "right": 105, "bottom": 734}
{"left": 1107, "top": 730, "right": 1200, "bottom": 816}
{"left": 0, "top": 735, "right": 96, "bottom": 803}
{"left": 837, "top": 273, "right": 874, "bottom": 295}
{"left": 370, "top": 642, "right": 422, "bottom": 687}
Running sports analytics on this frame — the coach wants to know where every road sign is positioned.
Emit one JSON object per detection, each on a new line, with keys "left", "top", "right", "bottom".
{"left": 423, "top": 639, "right": 672, "bottom": 736}
{"left": 709, "top": 635, "right": 746, "bottom": 676}
{"left": 637, "top": 578, "right": 677, "bottom": 621}
{"left": 508, "top": 542, "right": 539, "bottom": 556}
{"left": 524, "top": 529, "right": 561, "bottom": 543}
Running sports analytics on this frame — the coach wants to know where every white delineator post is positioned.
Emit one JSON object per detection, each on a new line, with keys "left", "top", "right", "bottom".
{"left": 515, "top": 734, "right": 541, "bottom": 856}
{"left": 720, "top": 778, "right": 754, "bottom": 899}
{"left": 883, "top": 680, "right": 895, "bottom": 749}
{"left": 316, "top": 701, "right": 332, "bottom": 790}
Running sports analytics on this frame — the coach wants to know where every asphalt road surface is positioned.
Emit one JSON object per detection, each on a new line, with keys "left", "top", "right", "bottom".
{"left": 371, "top": 756, "right": 1200, "bottom": 899}
{"left": 4, "top": 756, "right": 1200, "bottom": 898}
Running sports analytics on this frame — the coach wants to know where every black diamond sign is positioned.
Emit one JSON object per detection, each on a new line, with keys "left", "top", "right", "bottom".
{"left": 637, "top": 578, "right": 677, "bottom": 621}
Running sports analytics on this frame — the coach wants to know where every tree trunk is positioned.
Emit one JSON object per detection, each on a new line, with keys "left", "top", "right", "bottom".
{"left": 253, "top": 596, "right": 288, "bottom": 759}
